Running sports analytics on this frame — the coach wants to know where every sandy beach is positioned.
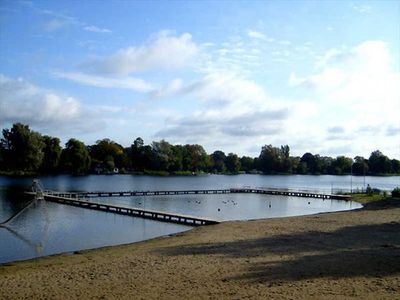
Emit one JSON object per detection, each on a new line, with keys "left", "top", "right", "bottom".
{"left": 1, "top": 198, "right": 399, "bottom": 299}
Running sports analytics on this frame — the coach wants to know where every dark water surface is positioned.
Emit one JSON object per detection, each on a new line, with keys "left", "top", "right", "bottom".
{"left": 1, "top": 174, "right": 398, "bottom": 263}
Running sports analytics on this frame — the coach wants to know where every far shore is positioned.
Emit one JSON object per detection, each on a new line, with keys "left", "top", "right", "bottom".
{"left": 2, "top": 170, "right": 400, "bottom": 178}
{"left": 0, "top": 196, "right": 399, "bottom": 299}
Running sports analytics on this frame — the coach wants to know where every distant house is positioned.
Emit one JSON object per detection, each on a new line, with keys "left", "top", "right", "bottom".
{"left": 94, "top": 163, "right": 119, "bottom": 175}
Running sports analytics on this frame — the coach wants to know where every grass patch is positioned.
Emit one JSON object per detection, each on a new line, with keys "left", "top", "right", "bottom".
{"left": 350, "top": 193, "right": 386, "bottom": 204}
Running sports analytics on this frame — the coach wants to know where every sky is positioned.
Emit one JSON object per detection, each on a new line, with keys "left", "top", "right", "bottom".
{"left": 0, "top": 0, "right": 399, "bottom": 159}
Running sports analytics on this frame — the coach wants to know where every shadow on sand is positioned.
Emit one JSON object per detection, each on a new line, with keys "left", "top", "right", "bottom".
{"left": 157, "top": 199, "right": 400, "bottom": 283}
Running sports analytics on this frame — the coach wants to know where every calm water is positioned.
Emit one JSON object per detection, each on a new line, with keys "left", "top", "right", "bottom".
{"left": 1, "top": 174, "right": 398, "bottom": 263}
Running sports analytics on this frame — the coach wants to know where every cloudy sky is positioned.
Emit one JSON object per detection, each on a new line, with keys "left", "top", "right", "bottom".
{"left": 0, "top": 1, "right": 399, "bottom": 158}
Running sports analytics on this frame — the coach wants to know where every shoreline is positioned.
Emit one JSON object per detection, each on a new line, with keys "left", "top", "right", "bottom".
{"left": 1, "top": 198, "right": 399, "bottom": 299}
{"left": 2, "top": 171, "right": 400, "bottom": 178}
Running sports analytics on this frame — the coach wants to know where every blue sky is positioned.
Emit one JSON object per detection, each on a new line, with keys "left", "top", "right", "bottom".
{"left": 0, "top": 0, "right": 399, "bottom": 158}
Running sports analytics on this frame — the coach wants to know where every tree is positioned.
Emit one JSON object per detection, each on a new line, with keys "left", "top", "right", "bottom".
{"left": 184, "top": 144, "right": 210, "bottom": 172}
{"left": 0, "top": 123, "right": 44, "bottom": 172}
{"left": 369, "top": 150, "right": 391, "bottom": 174}
{"left": 259, "top": 145, "right": 281, "bottom": 174}
{"left": 391, "top": 159, "right": 400, "bottom": 174}
{"left": 60, "top": 139, "right": 91, "bottom": 175}
{"left": 225, "top": 153, "right": 241, "bottom": 174}
{"left": 90, "top": 138, "right": 127, "bottom": 171}
{"left": 151, "top": 140, "right": 173, "bottom": 171}
{"left": 259, "top": 144, "right": 292, "bottom": 174}
{"left": 300, "top": 153, "right": 316, "bottom": 174}
{"left": 130, "top": 137, "right": 146, "bottom": 171}
{"left": 319, "top": 156, "right": 334, "bottom": 174}
{"left": 170, "top": 145, "right": 184, "bottom": 172}
{"left": 352, "top": 156, "right": 369, "bottom": 176}
{"left": 210, "top": 151, "right": 226, "bottom": 173}
{"left": 41, "top": 136, "right": 62, "bottom": 173}
{"left": 330, "top": 156, "right": 352, "bottom": 175}
{"left": 280, "top": 145, "right": 292, "bottom": 173}
{"left": 240, "top": 156, "right": 254, "bottom": 173}
{"left": 290, "top": 157, "right": 300, "bottom": 174}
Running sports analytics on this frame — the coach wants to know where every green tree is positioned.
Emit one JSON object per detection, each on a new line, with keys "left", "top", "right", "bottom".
{"left": 330, "top": 156, "right": 352, "bottom": 175}
{"left": 391, "top": 159, "right": 400, "bottom": 174}
{"left": 240, "top": 156, "right": 254, "bottom": 173}
{"left": 151, "top": 140, "right": 173, "bottom": 171}
{"left": 184, "top": 144, "right": 210, "bottom": 172}
{"left": 369, "top": 150, "right": 391, "bottom": 174}
{"left": 41, "top": 136, "right": 62, "bottom": 173}
{"left": 60, "top": 138, "right": 91, "bottom": 175}
{"left": 104, "top": 155, "right": 115, "bottom": 172}
{"left": 0, "top": 123, "right": 44, "bottom": 172}
{"left": 319, "top": 156, "right": 334, "bottom": 174}
{"left": 290, "top": 157, "right": 300, "bottom": 174}
{"left": 258, "top": 144, "right": 292, "bottom": 174}
{"left": 280, "top": 145, "right": 292, "bottom": 173}
{"left": 225, "top": 153, "right": 241, "bottom": 174}
{"left": 210, "top": 150, "right": 226, "bottom": 173}
{"left": 170, "top": 145, "right": 184, "bottom": 172}
{"left": 259, "top": 145, "right": 281, "bottom": 174}
{"left": 300, "top": 153, "right": 318, "bottom": 174}
{"left": 130, "top": 137, "right": 148, "bottom": 171}
{"left": 352, "top": 156, "right": 369, "bottom": 175}
{"left": 90, "top": 138, "right": 127, "bottom": 171}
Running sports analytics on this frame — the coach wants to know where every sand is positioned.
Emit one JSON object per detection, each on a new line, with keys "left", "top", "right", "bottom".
{"left": 0, "top": 199, "right": 399, "bottom": 299}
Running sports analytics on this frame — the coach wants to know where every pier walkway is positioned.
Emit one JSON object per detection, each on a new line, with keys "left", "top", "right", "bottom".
{"left": 26, "top": 187, "right": 350, "bottom": 227}
{"left": 72, "top": 188, "right": 350, "bottom": 200}
{"left": 27, "top": 192, "right": 219, "bottom": 226}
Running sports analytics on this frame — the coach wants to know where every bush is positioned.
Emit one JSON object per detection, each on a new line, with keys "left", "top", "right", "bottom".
{"left": 392, "top": 187, "right": 400, "bottom": 197}
{"left": 366, "top": 184, "right": 373, "bottom": 195}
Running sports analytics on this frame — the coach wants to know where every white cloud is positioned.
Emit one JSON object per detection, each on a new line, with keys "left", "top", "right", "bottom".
{"left": 247, "top": 30, "right": 266, "bottom": 40}
{"left": 44, "top": 19, "right": 67, "bottom": 32}
{"left": 351, "top": 4, "right": 372, "bottom": 14}
{"left": 291, "top": 41, "right": 399, "bottom": 110}
{"left": 181, "top": 72, "right": 269, "bottom": 110}
{"left": 149, "top": 78, "right": 183, "bottom": 98}
{"left": 156, "top": 107, "right": 287, "bottom": 144}
{"left": 53, "top": 72, "right": 154, "bottom": 93}
{"left": 154, "top": 71, "right": 291, "bottom": 154}
{"left": 39, "top": 7, "right": 111, "bottom": 35}
{"left": 84, "top": 25, "right": 112, "bottom": 33}
{"left": 80, "top": 31, "right": 199, "bottom": 76}
{"left": 288, "top": 40, "right": 400, "bottom": 158}
{"left": 0, "top": 74, "right": 101, "bottom": 133}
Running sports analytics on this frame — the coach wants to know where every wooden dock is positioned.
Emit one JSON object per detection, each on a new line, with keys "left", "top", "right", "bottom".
{"left": 77, "top": 189, "right": 232, "bottom": 197}
{"left": 25, "top": 187, "right": 350, "bottom": 227}
{"left": 42, "top": 193, "right": 219, "bottom": 226}
{"left": 230, "top": 188, "right": 351, "bottom": 200}
{"left": 72, "top": 188, "right": 350, "bottom": 200}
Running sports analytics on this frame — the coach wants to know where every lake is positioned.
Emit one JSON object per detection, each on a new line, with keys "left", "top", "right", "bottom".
{"left": 0, "top": 174, "right": 399, "bottom": 264}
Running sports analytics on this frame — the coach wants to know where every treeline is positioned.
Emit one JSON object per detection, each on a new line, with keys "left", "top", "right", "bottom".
{"left": 1, "top": 123, "right": 399, "bottom": 176}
